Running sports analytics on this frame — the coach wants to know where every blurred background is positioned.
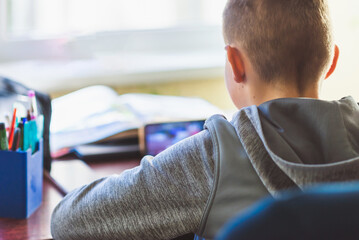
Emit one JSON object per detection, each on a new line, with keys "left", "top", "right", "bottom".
{"left": 0, "top": 0, "right": 358, "bottom": 111}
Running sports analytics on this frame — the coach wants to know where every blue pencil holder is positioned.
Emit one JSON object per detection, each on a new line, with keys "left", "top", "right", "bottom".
{"left": 0, "top": 139, "right": 43, "bottom": 219}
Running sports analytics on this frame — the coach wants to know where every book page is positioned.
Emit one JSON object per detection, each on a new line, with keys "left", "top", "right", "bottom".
{"left": 51, "top": 86, "right": 140, "bottom": 151}
{"left": 117, "top": 93, "right": 222, "bottom": 123}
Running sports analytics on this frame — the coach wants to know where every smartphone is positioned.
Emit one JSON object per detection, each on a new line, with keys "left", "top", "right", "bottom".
{"left": 140, "top": 120, "right": 205, "bottom": 156}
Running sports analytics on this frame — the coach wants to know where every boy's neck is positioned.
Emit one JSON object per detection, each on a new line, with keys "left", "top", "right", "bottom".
{"left": 249, "top": 79, "right": 320, "bottom": 107}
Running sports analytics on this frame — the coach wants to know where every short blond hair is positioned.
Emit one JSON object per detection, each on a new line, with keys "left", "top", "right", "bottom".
{"left": 223, "top": 0, "right": 334, "bottom": 91}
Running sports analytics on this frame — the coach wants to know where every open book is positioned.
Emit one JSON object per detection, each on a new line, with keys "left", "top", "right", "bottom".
{"left": 50, "top": 85, "right": 222, "bottom": 152}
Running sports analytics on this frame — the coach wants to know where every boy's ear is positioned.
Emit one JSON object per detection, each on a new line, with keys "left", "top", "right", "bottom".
{"left": 325, "top": 45, "right": 340, "bottom": 79}
{"left": 226, "top": 45, "right": 245, "bottom": 83}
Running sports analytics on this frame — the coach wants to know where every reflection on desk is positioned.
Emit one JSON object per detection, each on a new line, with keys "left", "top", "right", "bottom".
{"left": 0, "top": 159, "right": 140, "bottom": 240}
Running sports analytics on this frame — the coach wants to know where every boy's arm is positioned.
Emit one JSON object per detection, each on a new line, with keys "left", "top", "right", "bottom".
{"left": 50, "top": 130, "right": 214, "bottom": 240}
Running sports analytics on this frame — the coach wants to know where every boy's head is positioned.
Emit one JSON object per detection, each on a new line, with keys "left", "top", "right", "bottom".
{"left": 222, "top": 0, "right": 339, "bottom": 109}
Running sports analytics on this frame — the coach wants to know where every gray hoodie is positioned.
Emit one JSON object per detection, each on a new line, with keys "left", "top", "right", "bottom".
{"left": 51, "top": 96, "right": 359, "bottom": 240}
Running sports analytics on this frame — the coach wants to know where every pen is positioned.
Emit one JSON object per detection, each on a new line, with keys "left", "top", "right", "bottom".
{"left": 28, "top": 90, "right": 38, "bottom": 118}
{"left": 21, "top": 117, "right": 27, "bottom": 125}
{"left": 0, "top": 123, "right": 9, "bottom": 151}
{"left": 11, "top": 128, "right": 20, "bottom": 151}
{"left": 30, "top": 120, "right": 38, "bottom": 153}
{"left": 23, "top": 121, "right": 30, "bottom": 151}
{"left": 26, "top": 110, "right": 31, "bottom": 121}
{"left": 18, "top": 122, "right": 24, "bottom": 150}
{"left": 8, "top": 108, "right": 17, "bottom": 150}
{"left": 4, "top": 114, "right": 10, "bottom": 126}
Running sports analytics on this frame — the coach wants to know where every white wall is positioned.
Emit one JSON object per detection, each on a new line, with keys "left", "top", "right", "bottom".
{"left": 321, "top": 0, "right": 359, "bottom": 100}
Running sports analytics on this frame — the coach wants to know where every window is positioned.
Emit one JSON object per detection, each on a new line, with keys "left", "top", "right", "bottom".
{"left": 3, "top": 0, "right": 226, "bottom": 39}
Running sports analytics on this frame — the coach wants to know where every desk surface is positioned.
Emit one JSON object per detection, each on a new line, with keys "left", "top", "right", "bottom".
{"left": 0, "top": 159, "right": 140, "bottom": 240}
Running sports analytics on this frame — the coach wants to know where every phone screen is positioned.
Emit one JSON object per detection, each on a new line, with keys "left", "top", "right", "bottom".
{"left": 144, "top": 120, "right": 205, "bottom": 156}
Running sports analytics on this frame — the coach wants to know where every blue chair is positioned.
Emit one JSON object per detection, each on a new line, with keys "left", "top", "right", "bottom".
{"left": 216, "top": 183, "right": 359, "bottom": 240}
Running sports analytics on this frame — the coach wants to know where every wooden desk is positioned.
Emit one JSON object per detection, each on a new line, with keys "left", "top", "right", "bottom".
{"left": 0, "top": 159, "right": 140, "bottom": 240}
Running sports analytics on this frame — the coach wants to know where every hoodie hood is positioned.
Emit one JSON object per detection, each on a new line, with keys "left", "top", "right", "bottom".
{"left": 231, "top": 96, "right": 359, "bottom": 194}
{"left": 258, "top": 96, "right": 359, "bottom": 165}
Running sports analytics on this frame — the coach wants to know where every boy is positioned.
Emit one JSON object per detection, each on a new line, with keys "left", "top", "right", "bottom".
{"left": 51, "top": 0, "right": 359, "bottom": 239}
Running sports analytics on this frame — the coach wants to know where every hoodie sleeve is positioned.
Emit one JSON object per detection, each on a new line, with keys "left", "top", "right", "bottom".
{"left": 50, "top": 130, "right": 214, "bottom": 240}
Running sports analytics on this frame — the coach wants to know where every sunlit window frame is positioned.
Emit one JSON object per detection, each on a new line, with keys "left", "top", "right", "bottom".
{"left": 0, "top": 1, "right": 224, "bottom": 62}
